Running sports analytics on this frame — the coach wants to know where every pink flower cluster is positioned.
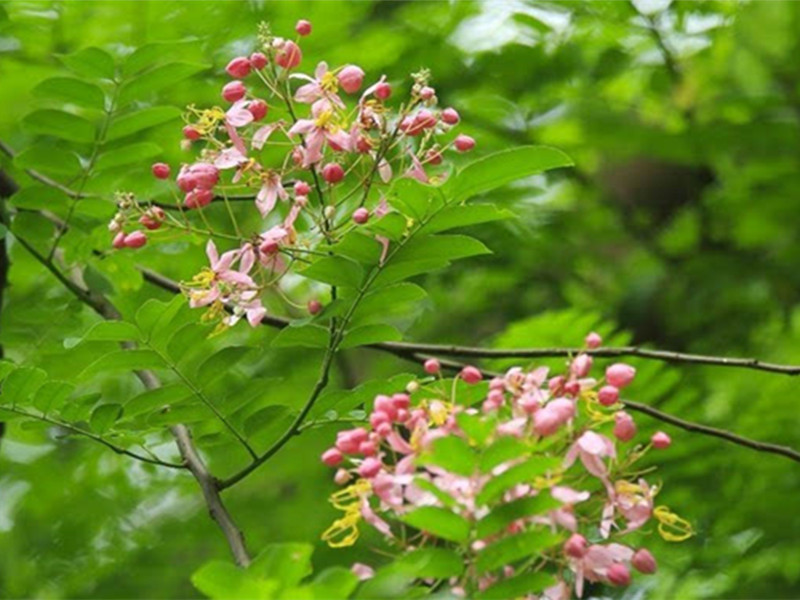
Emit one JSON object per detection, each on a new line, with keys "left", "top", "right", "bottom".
{"left": 115, "top": 19, "right": 476, "bottom": 332}
{"left": 321, "top": 332, "right": 691, "bottom": 598}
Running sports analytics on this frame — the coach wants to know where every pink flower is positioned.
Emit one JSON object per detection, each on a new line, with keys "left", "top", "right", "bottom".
{"left": 358, "top": 457, "right": 383, "bottom": 478}
{"left": 288, "top": 100, "right": 352, "bottom": 166}
{"left": 563, "top": 431, "right": 616, "bottom": 481}
{"left": 255, "top": 172, "right": 288, "bottom": 218}
{"left": 293, "top": 62, "right": 346, "bottom": 108}
{"left": 350, "top": 563, "right": 374, "bottom": 581}
{"left": 189, "top": 241, "right": 257, "bottom": 309}
{"left": 569, "top": 543, "right": 634, "bottom": 597}
{"left": 606, "top": 363, "right": 636, "bottom": 388}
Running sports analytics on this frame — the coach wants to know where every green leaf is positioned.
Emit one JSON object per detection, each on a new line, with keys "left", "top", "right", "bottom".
{"left": 328, "top": 232, "right": 383, "bottom": 265}
{"left": 13, "top": 145, "right": 82, "bottom": 177}
{"left": 271, "top": 324, "right": 330, "bottom": 349}
{"left": 136, "top": 296, "right": 186, "bottom": 343}
{"left": 32, "top": 77, "right": 106, "bottom": 110}
{"left": 123, "top": 383, "right": 192, "bottom": 419}
{"left": 95, "top": 142, "right": 162, "bottom": 171}
{"left": 412, "top": 477, "right": 459, "bottom": 510}
{"left": 22, "top": 109, "right": 96, "bottom": 143}
{"left": 340, "top": 324, "right": 402, "bottom": 349}
{"left": 456, "top": 412, "right": 496, "bottom": 446}
{"left": 119, "top": 62, "right": 208, "bottom": 106}
{"left": 368, "top": 212, "right": 408, "bottom": 241}
{"left": 32, "top": 381, "right": 75, "bottom": 413}
{"left": 399, "top": 506, "right": 470, "bottom": 543}
{"left": 394, "top": 547, "right": 464, "bottom": 579}
{"left": 194, "top": 346, "right": 253, "bottom": 386}
{"left": 106, "top": 106, "right": 182, "bottom": 141}
{"left": 479, "top": 436, "right": 529, "bottom": 473}
{"left": 0, "top": 360, "right": 16, "bottom": 382}
{"left": 80, "top": 349, "right": 164, "bottom": 379}
{"left": 419, "top": 435, "right": 477, "bottom": 476}
{"left": 475, "top": 530, "right": 562, "bottom": 574}
{"left": 192, "top": 560, "right": 277, "bottom": 600}
{"left": 476, "top": 571, "right": 556, "bottom": 600}
{"left": 305, "top": 567, "right": 359, "bottom": 600}
{"left": 393, "top": 234, "right": 491, "bottom": 264}
{"left": 9, "top": 186, "right": 69, "bottom": 212}
{"left": 58, "top": 47, "right": 115, "bottom": 79}
{"left": 389, "top": 178, "right": 440, "bottom": 220}
{"left": 249, "top": 543, "right": 314, "bottom": 591}
{"left": 90, "top": 403, "right": 123, "bottom": 433}
{"left": 446, "top": 146, "right": 573, "bottom": 202}
{"left": 300, "top": 256, "right": 363, "bottom": 288}
{"left": 476, "top": 457, "right": 561, "bottom": 506}
{"left": 476, "top": 495, "right": 561, "bottom": 539}
{"left": 422, "top": 204, "right": 513, "bottom": 234}
{"left": 372, "top": 258, "right": 449, "bottom": 288}
{"left": 0, "top": 367, "right": 48, "bottom": 406}
{"left": 64, "top": 321, "right": 141, "bottom": 348}
{"left": 243, "top": 405, "right": 293, "bottom": 439}
{"left": 355, "top": 283, "right": 427, "bottom": 321}
{"left": 122, "top": 40, "right": 203, "bottom": 76}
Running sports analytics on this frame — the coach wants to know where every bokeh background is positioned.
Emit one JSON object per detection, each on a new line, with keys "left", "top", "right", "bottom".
{"left": 1, "top": 1, "right": 799, "bottom": 598}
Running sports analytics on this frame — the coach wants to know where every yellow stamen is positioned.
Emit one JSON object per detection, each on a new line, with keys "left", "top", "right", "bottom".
{"left": 653, "top": 505, "right": 694, "bottom": 542}
{"left": 320, "top": 71, "right": 339, "bottom": 93}
{"left": 321, "top": 507, "right": 361, "bottom": 548}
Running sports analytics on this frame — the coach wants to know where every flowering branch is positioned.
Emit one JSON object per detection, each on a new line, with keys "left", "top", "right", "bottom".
{"left": 399, "top": 351, "right": 800, "bottom": 465}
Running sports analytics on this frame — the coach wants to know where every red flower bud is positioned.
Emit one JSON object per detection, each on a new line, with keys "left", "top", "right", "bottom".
{"left": 651, "top": 431, "right": 672, "bottom": 449}
{"left": 123, "top": 231, "right": 147, "bottom": 248}
{"left": 222, "top": 80, "right": 246, "bottom": 102}
{"left": 250, "top": 52, "right": 268, "bottom": 70}
{"left": 322, "top": 162, "right": 344, "bottom": 184}
{"left": 585, "top": 331, "right": 602, "bottom": 348}
{"left": 307, "top": 299, "right": 322, "bottom": 315}
{"left": 248, "top": 99, "right": 268, "bottom": 121}
{"left": 374, "top": 81, "right": 391, "bottom": 100}
{"left": 294, "top": 180, "right": 311, "bottom": 196}
{"left": 606, "top": 363, "right": 636, "bottom": 388}
{"left": 112, "top": 231, "right": 126, "bottom": 249}
{"left": 454, "top": 134, "right": 476, "bottom": 152}
{"left": 441, "top": 107, "right": 460, "bottom": 125}
{"left": 607, "top": 563, "right": 631, "bottom": 586}
{"left": 321, "top": 448, "right": 343, "bottom": 467}
{"left": 632, "top": 548, "right": 658, "bottom": 574}
{"left": 598, "top": 385, "right": 619, "bottom": 406}
{"left": 225, "top": 56, "right": 251, "bottom": 79}
{"left": 338, "top": 65, "right": 365, "bottom": 94}
{"left": 424, "top": 358, "right": 441, "bottom": 374}
{"left": 613, "top": 411, "right": 637, "bottom": 442}
{"left": 460, "top": 365, "right": 482, "bottom": 384}
{"left": 182, "top": 125, "right": 200, "bottom": 140}
{"left": 564, "top": 533, "right": 588, "bottom": 558}
{"left": 352, "top": 207, "right": 370, "bottom": 224}
{"left": 276, "top": 40, "right": 302, "bottom": 70}
{"left": 295, "top": 19, "right": 312, "bottom": 36}
{"left": 151, "top": 162, "right": 170, "bottom": 179}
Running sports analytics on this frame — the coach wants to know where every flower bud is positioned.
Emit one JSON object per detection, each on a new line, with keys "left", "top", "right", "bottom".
{"left": 548, "top": 398, "right": 576, "bottom": 422}
{"left": 250, "top": 52, "right": 268, "bottom": 70}
{"left": 322, "top": 162, "right": 344, "bottom": 184}
{"left": 260, "top": 239, "right": 279, "bottom": 255}
{"left": 632, "top": 548, "right": 657, "bottom": 574}
{"left": 424, "top": 358, "right": 441, "bottom": 374}
{"left": 112, "top": 231, "right": 126, "bottom": 249}
{"left": 294, "top": 180, "right": 311, "bottom": 196}
{"left": 598, "top": 385, "right": 619, "bottom": 407}
{"left": 454, "top": 134, "right": 475, "bottom": 152}
{"left": 585, "top": 331, "right": 602, "bottom": 348}
{"left": 335, "top": 432, "right": 359, "bottom": 454}
{"left": 369, "top": 411, "right": 390, "bottom": 430}
{"left": 323, "top": 205, "right": 336, "bottom": 220}
{"left": 352, "top": 207, "right": 370, "bottom": 224}
{"left": 651, "top": 431, "right": 672, "bottom": 449}
{"left": 396, "top": 408, "right": 409, "bottom": 422}
{"left": 374, "top": 81, "right": 391, "bottom": 100}
{"left": 355, "top": 136, "right": 372, "bottom": 153}
{"left": 222, "top": 80, "right": 246, "bottom": 102}
{"left": 358, "top": 441, "right": 377, "bottom": 456}
{"left": 248, "top": 99, "right": 268, "bottom": 121}
{"left": 321, "top": 447, "right": 343, "bottom": 467}
{"left": 358, "top": 457, "right": 382, "bottom": 478}
{"left": 182, "top": 125, "right": 200, "bottom": 140}
{"left": 606, "top": 363, "right": 636, "bottom": 388}
{"left": 295, "top": 19, "right": 312, "bottom": 36}
{"left": 426, "top": 149, "right": 443, "bottom": 165}
{"left": 151, "top": 162, "right": 170, "bottom": 179}
{"left": 534, "top": 408, "right": 562, "bottom": 436}
{"left": 441, "top": 107, "right": 460, "bottom": 125}
{"left": 138, "top": 213, "right": 162, "bottom": 231}
{"left": 338, "top": 65, "right": 365, "bottom": 94}
{"left": 184, "top": 189, "right": 214, "bottom": 209}
{"left": 571, "top": 353, "right": 593, "bottom": 378}
{"left": 419, "top": 85, "right": 435, "bottom": 100}
{"left": 225, "top": 56, "right": 251, "bottom": 79}
{"left": 563, "top": 381, "right": 580, "bottom": 397}
{"left": 334, "top": 468, "right": 351, "bottom": 485}
{"left": 123, "top": 231, "right": 147, "bottom": 249}
{"left": 613, "top": 411, "right": 637, "bottom": 442}
{"left": 548, "top": 375, "right": 565, "bottom": 395}
{"left": 607, "top": 563, "right": 631, "bottom": 586}
{"left": 307, "top": 299, "right": 322, "bottom": 315}
{"left": 276, "top": 40, "right": 302, "bottom": 69}
{"left": 564, "top": 533, "right": 588, "bottom": 558}
{"left": 460, "top": 365, "right": 482, "bottom": 385}
{"left": 374, "top": 395, "right": 397, "bottom": 420}
{"left": 406, "top": 381, "right": 419, "bottom": 393}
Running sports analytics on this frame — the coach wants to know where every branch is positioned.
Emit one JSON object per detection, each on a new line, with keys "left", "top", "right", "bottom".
{"left": 399, "top": 351, "right": 800, "bottom": 465}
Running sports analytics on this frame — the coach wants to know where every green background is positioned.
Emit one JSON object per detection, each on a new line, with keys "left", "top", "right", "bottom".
{"left": 0, "top": 1, "right": 799, "bottom": 598}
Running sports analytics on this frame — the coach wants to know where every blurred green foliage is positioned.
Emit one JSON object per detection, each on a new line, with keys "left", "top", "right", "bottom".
{"left": 0, "top": 1, "right": 799, "bottom": 598}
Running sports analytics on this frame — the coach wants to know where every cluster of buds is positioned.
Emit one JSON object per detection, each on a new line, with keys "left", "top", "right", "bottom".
{"left": 123, "top": 19, "right": 475, "bottom": 331}
{"left": 321, "top": 332, "right": 689, "bottom": 598}
{"left": 108, "top": 192, "right": 166, "bottom": 249}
